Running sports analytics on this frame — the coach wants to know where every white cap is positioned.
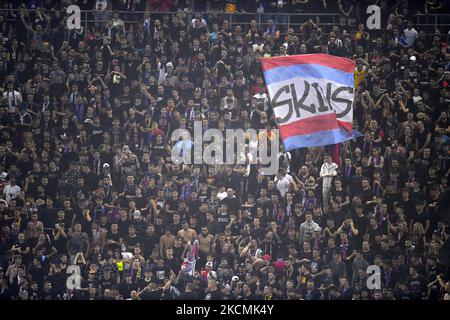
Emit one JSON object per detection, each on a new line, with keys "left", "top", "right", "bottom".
{"left": 166, "top": 62, "right": 173, "bottom": 68}
{"left": 103, "top": 163, "right": 110, "bottom": 168}
{"left": 206, "top": 262, "right": 213, "bottom": 268}
{"left": 410, "top": 56, "right": 416, "bottom": 61}
{"left": 252, "top": 43, "right": 264, "bottom": 53}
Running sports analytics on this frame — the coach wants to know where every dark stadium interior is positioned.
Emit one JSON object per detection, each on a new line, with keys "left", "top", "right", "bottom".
{"left": 0, "top": 0, "right": 449, "bottom": 300}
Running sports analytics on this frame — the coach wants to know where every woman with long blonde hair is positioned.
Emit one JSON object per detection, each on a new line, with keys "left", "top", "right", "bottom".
{"left": 410, "top": 222, "right": 426, "bottom": 252}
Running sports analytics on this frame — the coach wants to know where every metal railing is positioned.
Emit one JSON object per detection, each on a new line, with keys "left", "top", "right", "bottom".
{"left": 0, "top": 8, "right": 341, "bottom": 36}
{"left": 415, "top": 14, "right": 450, "bottom": 36}
{"left": 1, "top": 8, "right": 449, "bottom": 38}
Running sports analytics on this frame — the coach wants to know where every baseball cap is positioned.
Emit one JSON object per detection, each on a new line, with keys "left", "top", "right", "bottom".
{"left": 133, "top": 210, "right": 141, "bottom": 218}
{"left": 103, "top": 163, "right": 110, "bottom": 168}
{"left": 206, "top": 262, "right": 213, "bottom": 268}
{"left": 166, "top": 62, "right": 173, "bottom": 68}
{"left": 262, "top": 254, "right": 271, "bottom": 261}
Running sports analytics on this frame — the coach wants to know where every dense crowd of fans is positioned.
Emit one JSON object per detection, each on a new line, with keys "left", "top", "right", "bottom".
{"left": 0, "top": 0, "right": 449, "bottom": 300}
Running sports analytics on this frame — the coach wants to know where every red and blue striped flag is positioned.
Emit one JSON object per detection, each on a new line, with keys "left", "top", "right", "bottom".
{"left": 261, "top": 53, "right": 361, "bottom": 151}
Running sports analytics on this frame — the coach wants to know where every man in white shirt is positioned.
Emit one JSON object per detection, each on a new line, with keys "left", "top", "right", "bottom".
{"left": 253, "top": 92, "right": 269, "bottom": 111}
{"left": 320, "top": 154, "right": 338, "bottom": 212}
{"left": 3, "top": 178, "right": 21, "bottom": 204}
{"left": 403, "top": 21, "right": 418, "bottom": 47}
{"left": 277, "top": 144, "right": 292, "bottom": 173}
{"left": 3, "top": 82, "right": 22, "bottom": 114}
{"left": 274, "top": 168, "right": 294, "bottom": 198}
{"left": 191, "top": 13, "right": 207, "bottom": 28}
{"left": 158, "top": 62, "right": 173, "bottom": 86}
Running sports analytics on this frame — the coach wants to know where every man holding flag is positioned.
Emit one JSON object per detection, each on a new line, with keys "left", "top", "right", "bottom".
{"left": 261, "top": 53, "right": 361, "bottom": 212}
{"left": 180, "top": 239, "right": 199, "bottom": 276}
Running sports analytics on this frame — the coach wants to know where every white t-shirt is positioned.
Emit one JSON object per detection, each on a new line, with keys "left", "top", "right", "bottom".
{"left": 3, "top": 90, "right": 22, "bottom": 113}
{"left": 191, "top": 18, "right": 207, "bottom": 28}
{"left": 253, "top": 93, "right": 269, "bottom": 111}
{"left": 3, "top": 184, "right": 21, "bottom": 204}
{"left": 404, "top": 28, "right": 418, "bottom": 47}
{"left": 320, "top": 162, "right": 338, "bottom": 179}
{"left": 216, "top": 191, "right": 227, "bottom": 200}
{"left": 274, "top": 173, "right": 294, "bottom": 198}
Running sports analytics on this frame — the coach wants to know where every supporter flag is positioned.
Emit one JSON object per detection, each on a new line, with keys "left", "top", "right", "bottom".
{"left": 181, "top": 239, "right": 199, "bottom": 276}
{"left": 261, "top": 53, "right": 361, "bottom": 151}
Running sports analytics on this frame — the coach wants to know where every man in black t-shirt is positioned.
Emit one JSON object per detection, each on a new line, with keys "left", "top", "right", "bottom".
{"left": 409, "top": 199, "right": 430, "bottom": 234}
{"left": 124, "top": 225, "right": 142, "bottom": 252}
{"left": 407, "top": 266, "right": 427, "bottom": 300}
{"left": 153, "top": 257, "right": 171, "bottom": 285}
{"left": 349, "top": 167, "right": 365, "bottom": 196}
{"left": 221, "top": 188, "right": 241, "bottom": 216}
{"left": 204, "top": 279, "right": 223, "bottom": 300}
{"left": 139, "top": 282, "right": 164, "bottom": 300}
{"left": 359, "top": 178, "right": 376, "bottom": 210}
{"left": 98, "top": 268, "right": 114, "bottom": 294}
{"left": 352, "top": 205, "right": 369, "bottom": 249}
{"left": 240, "top": 282, "right": 260, "bottom": 300}
{"left": 217, "top": 203, "right": 230, "bottom": 233}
